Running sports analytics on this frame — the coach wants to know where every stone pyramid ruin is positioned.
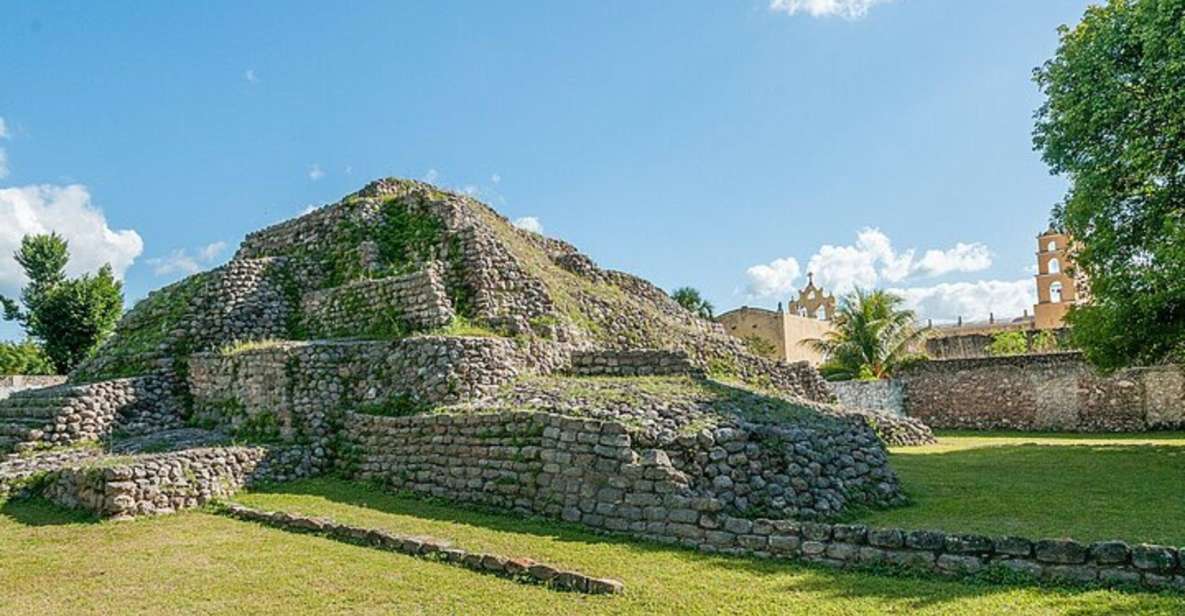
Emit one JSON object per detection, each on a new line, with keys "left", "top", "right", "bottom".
{"left": 0, "top": 178, "right": 929, "bottom": 527}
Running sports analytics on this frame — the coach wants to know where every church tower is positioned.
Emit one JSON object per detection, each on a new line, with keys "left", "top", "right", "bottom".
{"left": 1033, "top": 229, "right": 1079, "bottom": 329}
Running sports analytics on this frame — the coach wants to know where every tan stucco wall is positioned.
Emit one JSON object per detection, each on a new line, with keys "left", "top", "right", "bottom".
{"left": 782, "top": 314, "right": 832, "bottom": 366}
{"left": 716, "top": 308, "right": 833, "bottom": 366}
{"left": 717, "top": 308, "right": 787, "bottom": 360}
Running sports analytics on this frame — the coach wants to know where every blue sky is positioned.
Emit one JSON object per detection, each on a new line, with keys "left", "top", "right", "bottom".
{"left": 0, "top": 0, "right": 1092, "bottom": 340}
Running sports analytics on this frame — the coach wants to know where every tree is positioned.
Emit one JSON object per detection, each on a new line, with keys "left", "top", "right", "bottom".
{"left": 0, "top": 234, "right": 125, "bottom": 373}
{"left": 986, "top": 331, "right": 1029, "bottom": 357}
{"left": 804, "top": 288, "right": 928, "bottom": 381}
{"left": 0, "top": 340, "right": 55, "bottom": 375}
{"left": 1033, "top": 0, "right": 1185, "bottom": 370}
{"left": 670, "top": 287, "right": 715, "bottom": 319}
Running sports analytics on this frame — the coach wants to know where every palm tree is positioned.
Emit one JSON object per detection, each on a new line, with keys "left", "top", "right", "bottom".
{"left": 670, "top": 287, "right": 715, "bottom": 319}
{"left": 804, "top": 288, "right": 928, "bottom": 381}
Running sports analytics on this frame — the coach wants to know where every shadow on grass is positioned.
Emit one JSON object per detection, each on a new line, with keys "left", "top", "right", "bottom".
{"left": 0, "top": 495, "right": 98, "bottom": 527}
{"left": 245, "top": 477, "right": 1181, "bottom": 613}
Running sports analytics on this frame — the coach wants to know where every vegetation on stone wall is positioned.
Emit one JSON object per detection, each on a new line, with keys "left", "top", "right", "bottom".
{"left": 805, "top": 289, "right": 928, "bottom": 381}
{"left": 742, "top": 335, "right": 778, "bottom": 360}
{"left": 0, "top": 340, "right": 55, "bottom": 375}
{"left": 1034, "top": 0, "right": 1185, "bottom": 370}
{"left": 0, "top": 233, "right": 124, "bottom": 373}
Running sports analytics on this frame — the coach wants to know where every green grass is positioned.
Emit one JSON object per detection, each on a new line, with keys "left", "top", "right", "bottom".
{"left": 854, "top": 432, "right": 1185, "bottom": 545}
{"left": 2, "top": 478, "right": 1184, "bottom": 615}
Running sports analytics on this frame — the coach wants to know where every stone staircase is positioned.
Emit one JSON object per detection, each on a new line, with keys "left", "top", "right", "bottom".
{"left": 0, "top": 376, "right": 181, "bottom": 454}
{"left": 0, "top": 384, "right": 76, "bottom": 453}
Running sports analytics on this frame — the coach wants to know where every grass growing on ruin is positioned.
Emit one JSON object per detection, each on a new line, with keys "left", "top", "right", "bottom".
{"left": 3, "top": 479, "right": 1183, "bottom": 615}
{"left": 854, "top": 432, "right": 1185, "bottom": 545}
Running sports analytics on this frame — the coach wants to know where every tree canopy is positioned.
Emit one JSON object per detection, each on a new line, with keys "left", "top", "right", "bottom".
{"left": 1033, "top": 0, "right": 1185, "bottom": 369}
{"left": 670, "top": 287, "right": 715, "bottom": 320}
{"left": 0, "top": 233, "right": 124, "bottom": 373}
{"left": 804, "top": 288, "right": 928, "bottom": 381}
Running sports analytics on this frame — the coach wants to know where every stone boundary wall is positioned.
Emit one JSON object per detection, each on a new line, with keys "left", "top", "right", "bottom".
{"left": 220, "top": 504, "right": 625, "bottom": 594}
{"left": 41, "top": 446, "right": 309, "bottom": 519}
{"left": 828, "top": 380, "right": 905, "bottom": 416}
{"left": 345, "top": 409, "right": 900, "bottom": 526}
{"left": 300, "top": 262, "right": 455, "bottom": 337}
{"left": 900, "top": 353, "right": 1185, "bottom": 432}
{"left": 566, "top": 350, "right": 697, "bottom": 377}
{"left": 0, "top": 376, "right": 67, "bottom": 401}
{"left": 343, "top": 410, "right": 1182, "bottom": 592}
{"left": 0, "top": 376, "right": 180, "bottom": 453}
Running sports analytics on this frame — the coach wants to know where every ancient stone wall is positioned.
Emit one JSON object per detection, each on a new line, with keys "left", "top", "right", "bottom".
{"left": 0, "top": 375, "right": 67, "bottom": 400}
{"left": 0, "top": 376, "right": 180, "bottom": 453}
{"left": 828, "top": 380, "right": 905, "bottom": 416}
{"left": 565, "top": 350, "right": 697, "bottom": 377}
{"left": 188, "top": 337, "right": 527, "bottom": 471}
{"left": 300, "top": 262, "right": 455, "bottom": 338}
{"left": 343, "top": 409, "right": 1183, "bottom": 591}
{"left": 900, "top": 353, "right": 1185, "bottom": 431}
{"left": 71, "top": 258, "right": 294, "bottom": 383}
{"left": 41, "top": 446, "right": 299, "bottom": 518}
{"left": 345, "top": 409, "right": 901, "bottom": 526}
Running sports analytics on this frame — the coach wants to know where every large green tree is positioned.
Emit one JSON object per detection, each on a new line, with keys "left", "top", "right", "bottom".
{"left": 1033, "top": 0, "right": 1185, "bottom": 369}
{"left": 804, "top": 288, "right": 928, "bottom": 381}
{"left": 670, "top": 287, "right": 715, "bottom": 320}
{"left": 1, "top": 234, "right": 125, "bottom": 373}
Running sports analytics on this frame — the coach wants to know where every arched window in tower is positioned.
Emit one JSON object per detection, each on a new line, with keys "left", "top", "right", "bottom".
{"left": 1049, "top": 258, "right": 1061, "bottom": 274}
{"left": 1050, "top": 281, "right": 1063, "bottom": 303}
{"left": 798, "top": 306, "right": 807, "bottom": 317}
{"left": 816, "top": 306, "right": 827, "bottom": 321}
{"left": 1047, "top": 240, "right": 1057, "bottom": 252}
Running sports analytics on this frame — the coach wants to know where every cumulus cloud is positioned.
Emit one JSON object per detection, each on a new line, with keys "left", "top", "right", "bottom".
{"left": 491, "top": 173, "right": 501, "bottom": 184}
{"left": 745, "top": 228, "right": 995, "bottom": 302}
{"left": 804, "top": 228, "right": 991, "bottom": 294}
{"left": 307, "top": 164, "right": 325, "bottom": 181}
{"left": 890, "top": 279, "right": 1036, "bottom": 324}
{"left": 512, "top": 216, "right": 543, "bottom": 234}
{"left": 769, "top": 0, "right": 893, "bottom": 19}
{"left": 147, "top": 241, "right": 228, "bottom": 277}
{"left": 745, "top": 257, "right": 802, "bottom": 298}
{"left": 0, "top": 185, "right": 143, "bottom": 296}
{"left": 915, "top": 243, "right": 992, "bottom": 278}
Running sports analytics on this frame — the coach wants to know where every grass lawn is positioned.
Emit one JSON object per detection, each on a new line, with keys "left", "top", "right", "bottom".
{"left": 3, "top": 478, "right": 1185, "bottom": 615}
{"left": 855, "top": 432, "right": 1185, "bottom": 545}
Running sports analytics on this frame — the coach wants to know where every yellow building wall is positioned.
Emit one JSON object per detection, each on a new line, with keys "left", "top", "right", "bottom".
{"left": 716, "top": 308, "right": 834, "bottom": 366}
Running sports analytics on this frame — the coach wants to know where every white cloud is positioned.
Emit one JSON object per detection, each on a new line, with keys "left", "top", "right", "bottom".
{"left": 147, "top": 241, "right": 228, "bottom": 277}
{"left": 769, "top": 0, "right": 893, "bottom": 19}
{"left": 244, "top": 69, "right": 259, "bottom": 83}
{"left": 915, "top": 242, "right": 992, "bottom": 277}
{"left": 422, "top": 169, "right": 439, "bottom": 184}
{"left": 461, "top": 185, "right": 479, "bottom": 196}
{"left": 0, "top": 185, "right": 143, "bottom": 297}
{"left": 745, "top": 257, "right": 802, "bottom": 298}
{"left": 512, "top": 216, "right": 543, "bottom": 234}
{"left": 0, "top": 149, "right": 8, "bottom": 180}
{"left": 891, "top": 279, "right": 1036, "bottom": 324}
{"left": 307, "top": 164, "right": 325, "bottom": 181}
{"left": 0, "top": 117, "right": 8, "bottom": 139}
{"left": 491, "top": 173, "right": 501, "bottom": 184}
{"left": 802, "top": 228, "right": 992, "bottom": 294}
